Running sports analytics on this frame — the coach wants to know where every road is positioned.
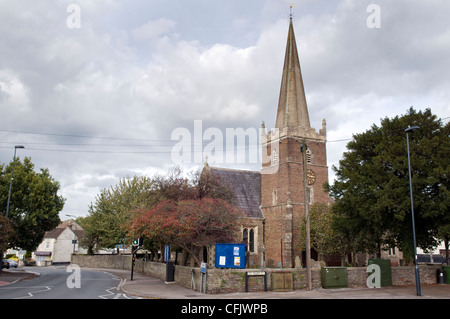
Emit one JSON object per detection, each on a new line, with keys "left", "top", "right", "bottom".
{"left": 0, "top": 266, "right": 139, "bottom": 299}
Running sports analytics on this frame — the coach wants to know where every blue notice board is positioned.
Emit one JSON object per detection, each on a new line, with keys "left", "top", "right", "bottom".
{"left": 215, "top": 243, "right": 246, "bottom": 269}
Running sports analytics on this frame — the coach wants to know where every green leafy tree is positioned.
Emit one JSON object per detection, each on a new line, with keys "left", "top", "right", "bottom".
{"left": 76, "top": 215, "right": 99, "bottom": 255}
{"left": 78, "top": 175, "right": 154, "bottom": 253}
{"left": 298, "top": 203, "right": 337, "bottom": 255}
{"left": 0, "top": 157, "right": 64, "bottom": 251}
{"left": 327, "top": 108, "right": 449, "bottom": 262}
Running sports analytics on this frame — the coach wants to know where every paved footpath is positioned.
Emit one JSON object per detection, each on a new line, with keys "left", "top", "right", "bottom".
{"left": 0, "top": 269, "right": 39, "bottom": 286}
{"left": 104, "top": 268, "right": 450, "bottom": 299}
{"left": 2, "top": 267, "right": 450, "bottom": 299}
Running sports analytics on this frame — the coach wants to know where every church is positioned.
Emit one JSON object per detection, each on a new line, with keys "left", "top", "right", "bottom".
{"left": 204, "top": 17, "right": 330, "bottom": 268}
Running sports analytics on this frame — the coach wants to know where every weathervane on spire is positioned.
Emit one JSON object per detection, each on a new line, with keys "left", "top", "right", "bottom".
{"left": 289, "top": 4, "right": 294, "bottom": 19}
{"left": 204, "top": 154, "right": 209, "bottom": 167}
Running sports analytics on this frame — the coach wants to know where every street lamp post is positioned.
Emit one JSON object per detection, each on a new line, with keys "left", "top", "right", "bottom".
{"left": 2, "top": 145, "right": 24, "bottom": 273}
{"left": 6, "top": 145, "right": 25, "bottom": 218}
{"left": 405, "top": 126, "right": 421, "bottom": 297}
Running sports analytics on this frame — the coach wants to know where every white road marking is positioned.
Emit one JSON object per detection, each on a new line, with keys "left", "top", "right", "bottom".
{"left": 99, "top": 286, "right": 117, "bottom": 299}
{"left": 13, "top": 286, "right": 52, "bottom": 299}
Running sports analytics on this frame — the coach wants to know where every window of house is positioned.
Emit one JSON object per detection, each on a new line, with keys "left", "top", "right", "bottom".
{"left": 388, "top": 247, "right": 396, "bottom": 256}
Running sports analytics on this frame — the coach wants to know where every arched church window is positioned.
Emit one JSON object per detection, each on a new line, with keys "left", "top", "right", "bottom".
{"left": 242, "top": 227, "right": 256, "bottom": 253}
{"left": 249, "top": 229, "right": 255, "bottom": 253}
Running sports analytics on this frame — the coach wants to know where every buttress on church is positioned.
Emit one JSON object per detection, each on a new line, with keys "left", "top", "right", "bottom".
{"left": 203, "top": 17, "right": 330, "bottom": 269}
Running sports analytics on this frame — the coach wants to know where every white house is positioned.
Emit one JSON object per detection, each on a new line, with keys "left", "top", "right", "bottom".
{"left": 417, "top": 240, "right": 447, "bottom": 255}
{"left": 33, "top": 220, "right": 86, "bottom": 265}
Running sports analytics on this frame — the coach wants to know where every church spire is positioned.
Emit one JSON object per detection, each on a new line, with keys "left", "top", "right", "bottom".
{"left": 275, "top": 17, "right": 311, "bottom": 130}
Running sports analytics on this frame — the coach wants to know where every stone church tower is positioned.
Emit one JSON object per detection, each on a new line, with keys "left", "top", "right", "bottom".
{"left": 261, "top": 17, "right": 330, "bottom": 268}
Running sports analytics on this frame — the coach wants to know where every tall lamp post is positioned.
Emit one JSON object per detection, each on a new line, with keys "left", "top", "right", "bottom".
{"left": 405, "top": 126, "right": 421, "bottom": 297}
{"left": 6, "top": 145, "right": 25, "bottom": 218}
{"left": 2, "top": 145, "right": 25, "bottom": 273}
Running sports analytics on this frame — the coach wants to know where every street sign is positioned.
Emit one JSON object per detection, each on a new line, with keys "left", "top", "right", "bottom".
{"left": 247, "top": 271, "right": 265, "bottom": 276}
{"left": 199, "top": 262, "right": 207, "bottom": 294}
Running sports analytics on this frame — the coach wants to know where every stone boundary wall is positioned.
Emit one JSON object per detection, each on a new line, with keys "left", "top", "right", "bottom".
{"left": 71, "top": 255, "right": 442, "bottom": 294}
{"left": 345, "top": 267, "right": 440, "bottom": 288}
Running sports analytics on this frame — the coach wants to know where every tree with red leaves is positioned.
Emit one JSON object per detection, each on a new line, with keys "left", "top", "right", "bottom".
{"left": 130, "top": 197, "right": 240, "bottom": 265}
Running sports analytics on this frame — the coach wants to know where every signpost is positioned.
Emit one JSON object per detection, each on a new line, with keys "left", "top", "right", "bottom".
{"left": 130, "top": 245, "right": 139, "bottom": 281}
{"left": 200, "top": 262, "right": 207, "bottom": 294}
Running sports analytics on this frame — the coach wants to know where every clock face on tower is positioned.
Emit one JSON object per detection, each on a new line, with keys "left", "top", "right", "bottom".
{"left": 307, "top": 169, "right": 316, "bottom": 185}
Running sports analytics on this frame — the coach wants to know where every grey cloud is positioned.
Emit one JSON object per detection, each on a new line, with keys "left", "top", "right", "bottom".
{"left": 1, "top": 0, "right": 448, "bottom": 217}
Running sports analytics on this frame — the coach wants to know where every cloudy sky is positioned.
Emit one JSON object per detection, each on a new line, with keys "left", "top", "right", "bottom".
{"left": 1, "top": 0, "right": 449, "bottom": 218}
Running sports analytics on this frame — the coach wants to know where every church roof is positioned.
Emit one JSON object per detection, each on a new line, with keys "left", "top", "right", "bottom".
{"left": 275, "top": 18, "right": 311, "bottom": 130}
{"left": 208, "top": 167, "right": 263, "bottom": 219}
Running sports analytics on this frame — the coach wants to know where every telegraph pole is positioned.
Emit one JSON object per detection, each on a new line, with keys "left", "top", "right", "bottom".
{"left": 405, "top": 126, "right": 421, "bottom": 296}
{"left": 301, "top": 139, "right": 312, "bottom": 290}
